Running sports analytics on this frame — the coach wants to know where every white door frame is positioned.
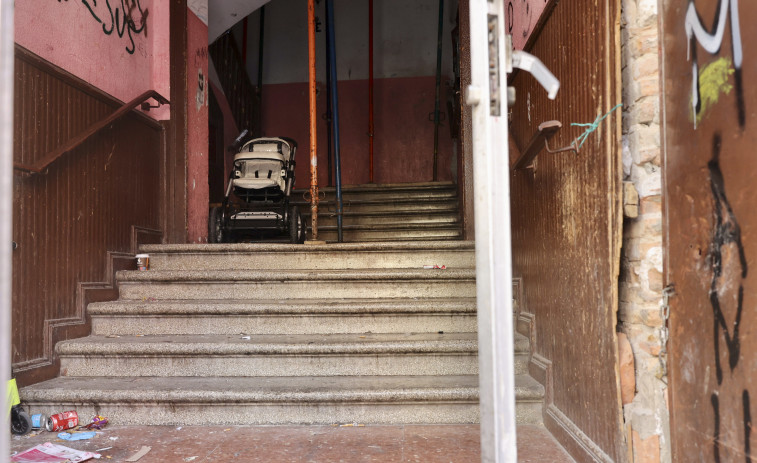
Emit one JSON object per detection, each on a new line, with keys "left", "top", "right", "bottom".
{"left": 468, "top": 0, "right": 517, "bottom": 461}
{"left": 1, "top": 0, "right": 14, "bottom": 453}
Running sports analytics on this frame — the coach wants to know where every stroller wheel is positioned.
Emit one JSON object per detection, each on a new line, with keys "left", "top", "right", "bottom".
{"left": 208, "top": 206, "right": 225, "bottom": 243}
{"left": 10, "top": 405, "right": 32, "bottom": 435}
{"left": 289, "top": 206, "right": 303, "bottom": 244}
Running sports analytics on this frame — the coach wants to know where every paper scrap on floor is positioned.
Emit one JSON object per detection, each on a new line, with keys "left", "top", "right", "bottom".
{"left": 10, "top": 442, "right": 100, "bottom": 462}
{"left": 125, "top": 446, "right": 152, "bottom": 462}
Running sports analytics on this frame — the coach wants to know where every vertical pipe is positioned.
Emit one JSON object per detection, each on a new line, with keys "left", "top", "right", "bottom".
{"left": 325, "top": 11, "right": 334, "bottom": 187}
{"left": 368, "top": 0, "right": 375, "bottom": 183}
{"left": 256, "top": 7, "right": 265, "bottom": 137}
{"left": 307, "top": 0, "right": 320, "bottom": 240}
{"left": 257, "top": 8, "right": 265, "bottom": 98}
{"left": 242, "top": 17, "right": 249, "bottom": 65}
{"left": 432, "top": 0, "right": 445, "bottom": 182}
{"left": 326, "top": 0, "right": 344, "bottom": 242}
{"left": 0, "top": 0, "right": 13, "bottom": 453}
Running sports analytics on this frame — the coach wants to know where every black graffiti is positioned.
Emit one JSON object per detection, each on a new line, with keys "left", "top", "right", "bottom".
{"left": 195, "top": 47, "right": 209, "bottom": 67}
{"left": 708, "top": 133, "right": 751, "bottom": 463}
{"left": 521, "top": 0, "right": 531, "bottom": 39}
{"left": 712, "top": 393, "right": 721, "bottom": 462}
{"left": 506, "top": 0, "right": 533, "bottom": 38}
{"left": 708, "top": 134, "right": 747, "bottom": 384}
{"left": 744, "top": 390, "right": 752, "bottom": 463}
{"left": 58, "top": 0, "right": 149, "bottom": 55}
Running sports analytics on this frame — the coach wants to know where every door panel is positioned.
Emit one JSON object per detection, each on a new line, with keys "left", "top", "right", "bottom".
{"left": 661, "top": 1, "right": 757, "bottom": 461}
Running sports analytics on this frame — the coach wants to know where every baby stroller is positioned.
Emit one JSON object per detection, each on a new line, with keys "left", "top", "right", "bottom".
{"left": 209, "top": 131, "right": 306, "bottom": 243}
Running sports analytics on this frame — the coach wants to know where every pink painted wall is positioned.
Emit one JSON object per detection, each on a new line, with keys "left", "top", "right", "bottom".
{"left": 209, "top": 82, "right": 240, "bottom": 182}
{"left": 507, "top": 0, "right": 557, "bottom": 50}
{"left": 15, "top": 1, "right": 171, "bottom": 119}
{"left": 262, "top": 76, "right": 454, "bottom": 187}
{"left": 186, "top": 10, "right": 210, "bottom": 243}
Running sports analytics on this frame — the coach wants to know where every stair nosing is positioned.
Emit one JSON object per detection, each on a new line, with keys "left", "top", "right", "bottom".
{"left": 116, "top": 268, "right": 477, "bottom": 282}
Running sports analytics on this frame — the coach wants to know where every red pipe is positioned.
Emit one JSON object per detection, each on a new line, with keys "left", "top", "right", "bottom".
{"left": 368, "top": 0, "right": 375, "bottom": 183}
{"left": 242, "top": 17, "right": 248, "bottom": 65}
{"left": 308, "top": 0, "right": 319, "bottom": 240}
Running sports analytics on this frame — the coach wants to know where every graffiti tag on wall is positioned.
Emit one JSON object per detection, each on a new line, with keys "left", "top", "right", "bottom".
{"left": 506, "top": 0, "right": 556, "bottom": 50}
{"left": 685, "top": 0, "right": 744, "bottom": 128}
{"left": 57, "top": 0, "right": 149, "bottom": 55}
{"left": 707, "top": 134, "right": 751, "bottom": 462}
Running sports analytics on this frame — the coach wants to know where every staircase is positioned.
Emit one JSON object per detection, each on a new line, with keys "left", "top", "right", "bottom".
{"left": 20, "top": 183, "right": 544, "bottom": 426}
{"left": 292, "top": 182, "right": 463, "bottom": 242}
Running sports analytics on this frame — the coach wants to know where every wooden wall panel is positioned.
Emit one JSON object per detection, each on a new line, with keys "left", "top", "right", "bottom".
{"left": 508, "top": 0, "right": 624, "bottom": 460}
{"left": 11, "top": 46, "right": 164, "bottom": 385}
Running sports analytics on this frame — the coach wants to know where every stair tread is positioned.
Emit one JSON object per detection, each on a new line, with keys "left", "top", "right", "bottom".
{"left": 22, "top": 374, "right": 543, "bottom": 403}
{"left": 59, "top": 333, "right": 530, "bottom": 355}
{"left": 309, "top": 223, "right": 461, "bottom": 231}
{"left": 293, "top": 181, "right": 456, "bottom": 193}
{"left": 141, "top": 241, "right": 475, "bottom": 254}
{"left": 117, "top": 268, "right": 477, "bottom": 282}
{"left": 291, "top": 197, "right": 457, "bottom": 206}
{"left": 58, "top": 333, "right": 480, "bottom": 355}
{"left": 90, "top": 297, "right": 479, "bottom": 314}
{"left": 302, "top": 210, "right": 459, "bottom": 217}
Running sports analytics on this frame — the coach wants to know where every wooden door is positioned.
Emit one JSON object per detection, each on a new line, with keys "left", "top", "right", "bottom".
{"left": 661, "top": 1, "right": 757, "bottom": 461}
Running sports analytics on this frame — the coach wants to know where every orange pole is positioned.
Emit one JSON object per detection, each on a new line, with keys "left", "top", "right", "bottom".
{"left": 368, "top": 0, "right": 374, "bottom": 183}
{"left": 308, "top": 0, "right": 319, "bottom": 240}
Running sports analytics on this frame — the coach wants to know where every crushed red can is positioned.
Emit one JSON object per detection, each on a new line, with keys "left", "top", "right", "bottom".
{"left": 46, "top": 411, "right": 78, "bottom": 432}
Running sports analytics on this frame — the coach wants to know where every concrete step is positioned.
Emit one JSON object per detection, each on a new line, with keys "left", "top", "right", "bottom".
{"left": 116, "top": 268, "right": 477, "bottom": 300}
{"left": 298, "top": 198, "right": 459, "bottom": 214}
{"left": 311, "top": 225, "right": 462, "bottom": 242}
{"left": 57, "top": 333, "right": 481, "bottom": 377}
{"left": 59, "top": 332, "right": 531, "bottom": 376}
{"left": 300, "top": 211, "right": 461, "bottom": 227}
{"left": 89, "top": 298, "right": 478, "bottom": 335}
{"left": 20, "top": 374, "right": 544, "bottom": 425}
{"left": 140, "top": 241, "right": 475, "bottom": 271}
{"left": 292, "top": 182, "right": 458, "bottom": 203}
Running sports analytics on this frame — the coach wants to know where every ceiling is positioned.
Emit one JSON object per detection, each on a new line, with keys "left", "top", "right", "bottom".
{"left": 203, "top": 0, "right": 272, "bottom": 43}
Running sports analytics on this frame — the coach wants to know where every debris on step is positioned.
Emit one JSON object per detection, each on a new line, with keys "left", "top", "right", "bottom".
{"left": 57, "top": 431, "right": 97, "bottom": 441}
{"left": 125, "top": 445, "right": 152, "bottom": 462}
{"left": 11, "top": 442, "right": 100, "bottom": 462}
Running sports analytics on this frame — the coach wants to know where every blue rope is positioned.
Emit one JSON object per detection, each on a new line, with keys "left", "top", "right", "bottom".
{"left": 570, "top": 103, "right": 623, "bottom": 149}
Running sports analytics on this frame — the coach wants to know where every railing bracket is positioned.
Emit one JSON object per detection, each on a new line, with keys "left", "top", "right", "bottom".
{"left": 512, "top": 120, "right": 563, "bottom": 170}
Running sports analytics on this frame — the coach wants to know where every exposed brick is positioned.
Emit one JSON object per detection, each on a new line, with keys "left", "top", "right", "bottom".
{"left": 633, "top": 54, "right": 659, "bottom": 80}
{"left": 639, "top": 195, "right": 661, "bottom": 215}
{"left": 621, "top": 3, "right": 667, "bottom": 460}
{"left": 637, "top": 76, "right": 659, "bottom": 99}
{"left": 648, "top": 268, "right": 663, "bottom": 291}
{"left": 632, "top": 430, "right": 661, "bottom": 463}
{"left": 636, "top": 97, "right": 658, "bottom": 125}
{"left": 619, "top": 332, "right": 636, "bottom": 405}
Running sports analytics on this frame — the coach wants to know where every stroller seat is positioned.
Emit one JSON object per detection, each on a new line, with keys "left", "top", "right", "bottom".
{"left": 233, "top": 137, "right": 294, "bottom": 193}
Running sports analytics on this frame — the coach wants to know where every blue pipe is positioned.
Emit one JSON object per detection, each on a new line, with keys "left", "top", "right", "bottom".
{"left": 326, "top": 0, "right": 344, "bottom": 242}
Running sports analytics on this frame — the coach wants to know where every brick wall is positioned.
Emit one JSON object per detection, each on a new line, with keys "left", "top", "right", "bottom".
{"left": 619, "top": 0, "right": 671, "bottom": 461}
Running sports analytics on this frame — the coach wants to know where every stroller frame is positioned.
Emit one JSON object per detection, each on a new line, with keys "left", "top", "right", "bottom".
{"left": 209, "top": 132, "right": 306, "bottom": 244}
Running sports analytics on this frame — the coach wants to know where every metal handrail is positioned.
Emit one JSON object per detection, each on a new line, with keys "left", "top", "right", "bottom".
{"left": 13, "top": 90, "right": 169, "bottom": 174}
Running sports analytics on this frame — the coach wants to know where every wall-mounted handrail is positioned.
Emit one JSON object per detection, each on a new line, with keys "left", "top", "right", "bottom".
{"left": 512, "top": 120, "right": 561, "bottom": 170}
{"left": 13, "top": 90, "right": 169, "bottom": 174}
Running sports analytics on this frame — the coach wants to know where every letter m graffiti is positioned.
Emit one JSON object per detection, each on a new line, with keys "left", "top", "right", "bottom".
{"left": 685, "top": 0, "right": 744, "bottom": 128}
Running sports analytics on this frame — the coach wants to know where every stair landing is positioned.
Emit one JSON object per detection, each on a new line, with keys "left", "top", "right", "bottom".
{"left": 10, "top": 424, "right": 575, "bottom": 462}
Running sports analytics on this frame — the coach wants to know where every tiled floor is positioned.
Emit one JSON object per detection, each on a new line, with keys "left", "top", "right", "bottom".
{"left": 11, "top": 424, "right": 574, "bottom": 462}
